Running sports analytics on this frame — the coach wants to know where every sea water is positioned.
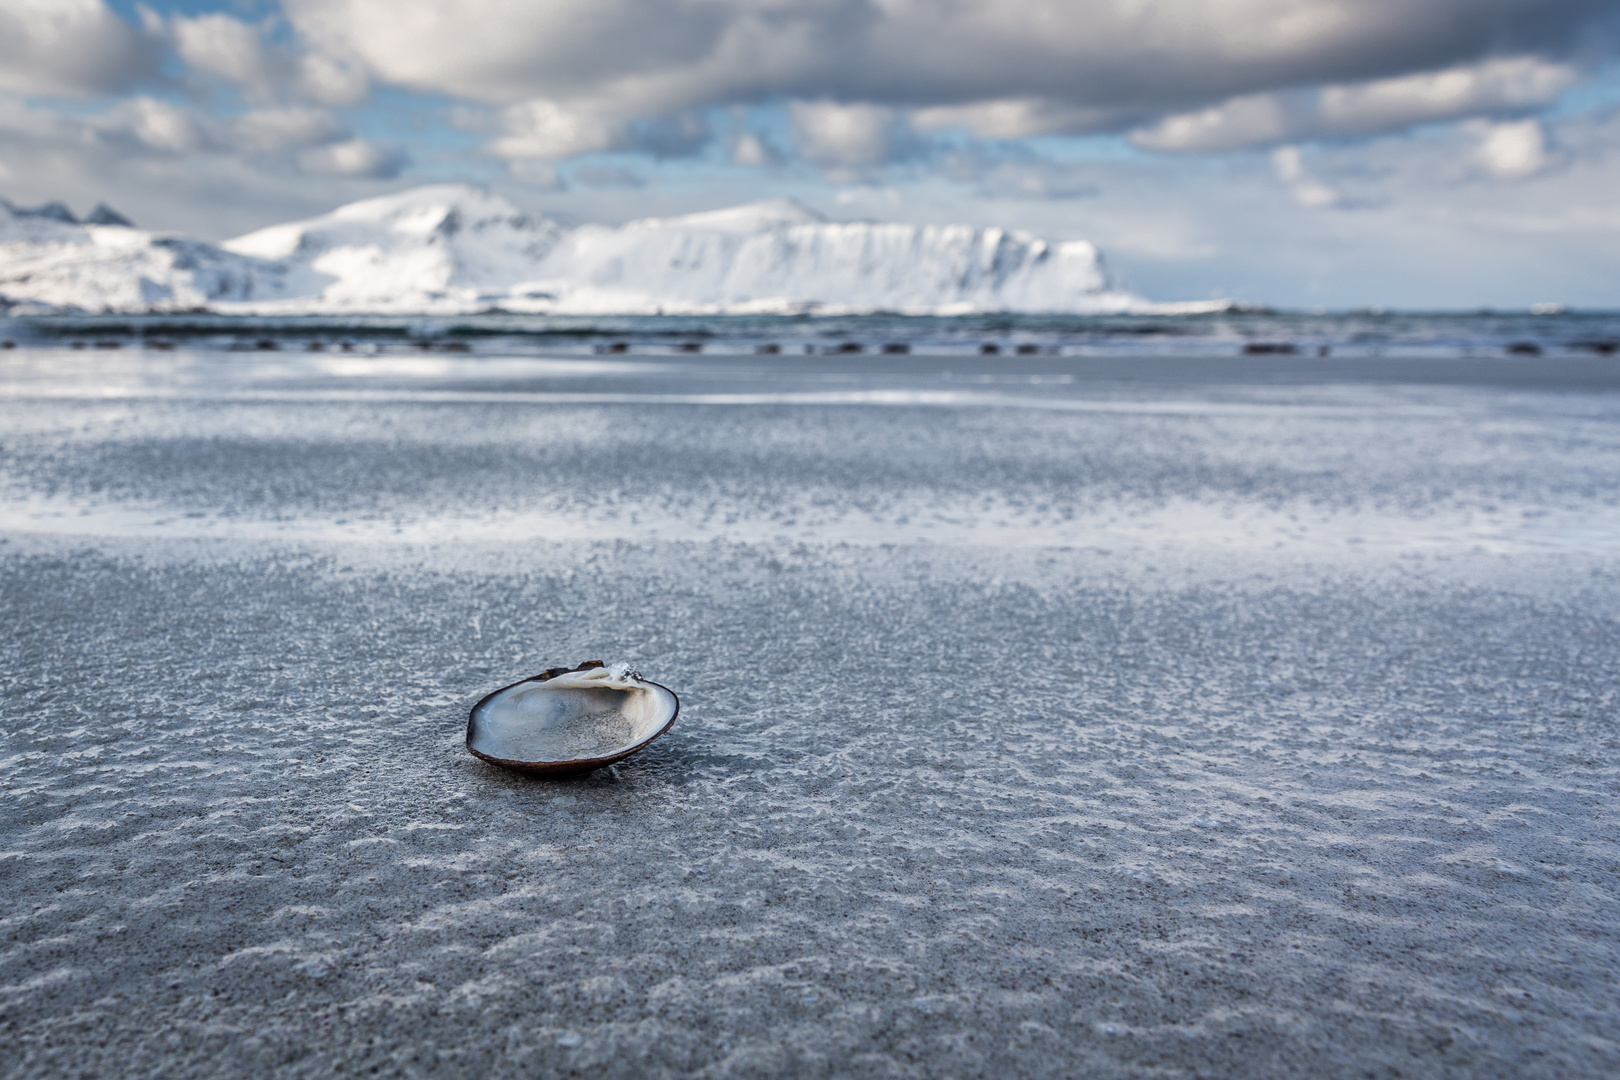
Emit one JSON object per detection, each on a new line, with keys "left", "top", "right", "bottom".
{"left": 2, "top": 311, "right": 1618, "bottom": 1078}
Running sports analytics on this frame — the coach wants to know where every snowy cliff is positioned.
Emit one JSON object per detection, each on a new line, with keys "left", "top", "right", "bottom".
{"left": 3, "top": 184, "right": 1154, "bottom": 315}
{"left": 518, "top": 199, "right": 1128, "bottom": 315}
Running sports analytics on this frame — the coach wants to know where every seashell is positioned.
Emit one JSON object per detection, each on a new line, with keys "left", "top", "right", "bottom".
{"left": 466, "top": 661, "right": 679, "bottom": 775}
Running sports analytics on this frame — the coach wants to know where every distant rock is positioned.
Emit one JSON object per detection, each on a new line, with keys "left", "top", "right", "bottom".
{"left": 0, "top": 198, "right": 132, "bottom": 227}
{"left": 84, "top": 203, "right": 134, "bottom": 227}
{"left": 8, "top": 200, "right": 79, "bottom": 224}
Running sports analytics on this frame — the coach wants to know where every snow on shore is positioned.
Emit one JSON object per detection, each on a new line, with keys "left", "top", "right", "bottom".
{"left": 2, "top": 184, "right": 1175, "bottom": 316}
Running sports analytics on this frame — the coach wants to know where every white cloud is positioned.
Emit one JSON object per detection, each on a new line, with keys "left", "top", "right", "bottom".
{"left": 731, "top": 132, "right": 782, "bottom": 167}
{"left": 489, "top": 99, "right": 711, "bottom": 164}
{"left": 296, "top": 53, "right": 369, "bottom": 107}
{"left": 0, "top": 0, "right": 159, "bottom": 97}
{"left": 1272, "top": 146, "right": 1341, "bottom": 206}
{"left": 1133, "top": 56, "right": 1579, "bottom": 152}
{"left": 790, "top": 101, "right": 900, "bottom": 167}
{"left": 172, "top": 13, "right": 277, "bottom": 101}
{"left": 1136, "top": 95, "right": 1295, "bottom": 154}
{"left": 491, "top": 100, "right": 628, "bottom": 160}
{"left": 296, "top": 137, "right": 407, "bottom": 179}
{"left": 284, "top": 0, "right": 757, "bottom": 106}
{"left": 1473, "top": 118, "right": 1552, "bottom": 178}
{"left": 912, "top": 99, "right": 1135, "bottom": 140}
{"left": 1317, "top": 57, "right": 1576, "bottom": 132}
{"left": 506, "top": 158, "right": 564, "bottom": 189}
{"left": 0, "top": 0, "right": 1611, "bottom": 217}
{"left": 169, "top": 13, "right": 371, "bottom": 108}
{"left": 118, "top": 97, "right": 213, "bottom": 153}
{"left": 80, "top": 98, "right": 375, "bottom": 164}
{"left": 229, "top": 107, "right": 347, "bottom": 154}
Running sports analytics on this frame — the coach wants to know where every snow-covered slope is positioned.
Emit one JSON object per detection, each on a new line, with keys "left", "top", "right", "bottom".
{"left": 0, "top": 202, "right": 288, "bottom": 313}
{"left": 3, "top": 184, "right": 1160, "bottom": 315}
{"left": 222, "top": 185, "right": 563, "bottom": 312}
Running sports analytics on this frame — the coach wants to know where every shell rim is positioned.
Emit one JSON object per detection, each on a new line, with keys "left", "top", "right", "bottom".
{"left": 465, "top": 661, "right": 680, "bottom": 776}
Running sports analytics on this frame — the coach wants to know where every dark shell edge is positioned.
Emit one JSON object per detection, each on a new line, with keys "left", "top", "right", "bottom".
{"left": 465, "top": 661, "right": 680, "bottom": 776}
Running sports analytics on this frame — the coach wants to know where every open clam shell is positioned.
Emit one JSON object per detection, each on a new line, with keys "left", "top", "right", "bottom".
{"left": 466, "top": 661, "right": 679, "bottom": 776}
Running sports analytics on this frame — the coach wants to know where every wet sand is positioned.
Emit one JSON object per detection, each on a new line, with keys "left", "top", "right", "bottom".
{"left": 2, "top": 345, "right": 1618, "bottom": 1078}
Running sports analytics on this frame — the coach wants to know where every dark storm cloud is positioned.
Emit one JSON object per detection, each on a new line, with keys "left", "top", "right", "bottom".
{"left": 283, "top": 0, "right": 1620, "bottom": 155}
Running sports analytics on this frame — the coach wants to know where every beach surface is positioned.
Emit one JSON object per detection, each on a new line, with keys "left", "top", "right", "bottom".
{"left": 3, "top": 342, "right": 1618, "bottom": 1078}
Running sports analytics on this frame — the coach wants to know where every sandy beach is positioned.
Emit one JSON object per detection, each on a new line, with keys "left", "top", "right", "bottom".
{"left": 3, "top": 342, "right": 1618, "bottom": 1078}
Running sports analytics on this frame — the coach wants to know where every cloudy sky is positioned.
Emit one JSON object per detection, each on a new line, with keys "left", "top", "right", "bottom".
{"left": 3, "top": 0, "right": 1619, "bottom": 307}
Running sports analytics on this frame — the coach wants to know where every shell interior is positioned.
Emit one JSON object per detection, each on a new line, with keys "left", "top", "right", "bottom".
{"left": 467, "top": 663, "right": 677, "bottom": 768}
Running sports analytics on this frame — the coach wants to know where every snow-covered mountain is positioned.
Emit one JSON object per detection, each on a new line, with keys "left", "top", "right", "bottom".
{"left": 2, "top": 184, "right": 1167, "bottom": 316}
{"left": 515, "top": 199, "right": 1131, "bottom": 315}
{"left": 0, "top": 198, "right": 285, "bottom": 313}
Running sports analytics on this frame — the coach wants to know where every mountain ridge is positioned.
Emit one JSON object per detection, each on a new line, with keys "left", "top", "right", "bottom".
{"left": 2, "top": 184, "right": 1201, "bottom": 316}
